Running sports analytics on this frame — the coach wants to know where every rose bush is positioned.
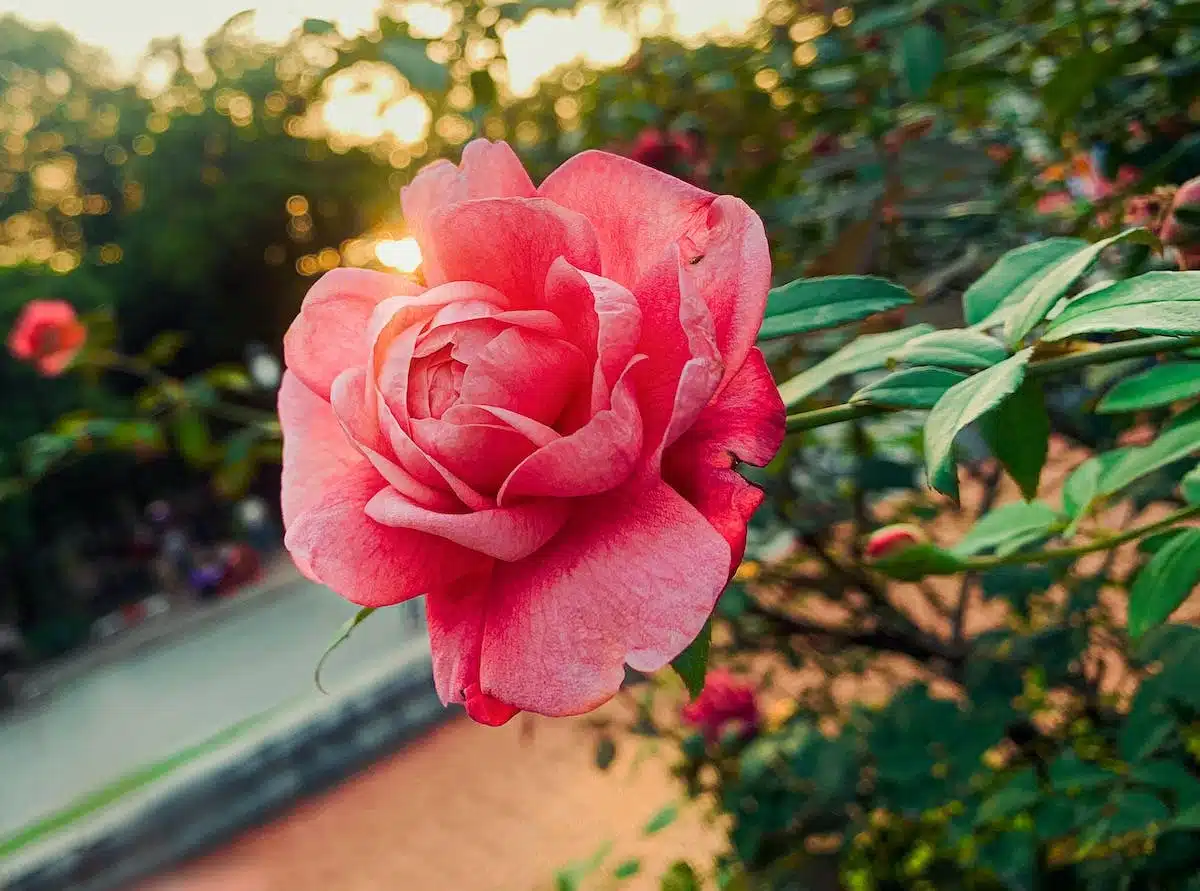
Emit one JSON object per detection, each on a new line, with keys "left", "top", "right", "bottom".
{"left": 279, "top": 139, "right": 784, "bottom": 725}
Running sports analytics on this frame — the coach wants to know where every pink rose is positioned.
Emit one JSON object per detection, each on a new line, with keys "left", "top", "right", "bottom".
{"left": 681, "top": 669, "right": 760, "bottom": 743}
{"left": 7, "top": 299, "right": 87, "bottom": 376}
{"left": 279, "top": 140, "right": 784, "bottom": 726}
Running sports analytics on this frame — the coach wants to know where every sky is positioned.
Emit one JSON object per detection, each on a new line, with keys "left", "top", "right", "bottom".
{"left": 0, "top": 0, "right": 764, "bottom": 93}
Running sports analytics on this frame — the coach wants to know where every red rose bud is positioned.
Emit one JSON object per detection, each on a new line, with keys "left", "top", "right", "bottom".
{"left": 628, "top": 128, "right": 704, "bottom": 183}
{"left": 6, "top": 299, "right": 87, "bottom": 376}
{"left": 680, "top": 669, "right": 760, "bottom": 744}
{"left": 1162, "top": 177, "right": 1200, "bottom": 270}
{"left": 865, "top": 524, "right": 926, "bottom": 560}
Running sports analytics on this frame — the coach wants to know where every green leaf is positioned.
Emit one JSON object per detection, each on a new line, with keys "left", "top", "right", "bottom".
{"left": 1003, "top": 229, "right": 1160, "bottom": 346}
{"left": 1097, "top": 362, "right": 1200, "bottom": 413}
{"left": 595, "top": 736, "right": 617, "bottom": 771}
{"left": 924, "top": 349, "right": 1033, "bottom": 495}
{"left": 660, "top": 861, "right": 700, "bottom": 891}
{"left": 313, "top": 607, "right": 377, "bottom": 693}
{"left": 205, "top": 365, "right": 253, "bottom": 393}
{"left": 892, "top": 329, "right": 1009, "bottom": 369}
{"left": 898, "top": 23, "right": 944, "bottom": 99}
{"left": 1044, "top": 272, "right": 1200, "bottom": 341}
{"left": 214, "top": 428, "right": 260, "bottom": 497}
{"left": 1175, "top": 801, "right": 1200, "bottom": 830}
{"left": 964, "top": 238, "right": 1087, "bottom": 327}
{"left": 1049, "top": 753, "right": 1117, "bottom": 793}
{"left": 952, "top": 501, "right": 1061, "bottom": 557}
{"left": 872, "top": 541, "right": 967, "bottom": 581}
{"left": 1062, "top": 449, "right": 1131, "bottom": 524}
{"left": 302, "top": 17, "right": 337, "bottom": 35}
{"left": 976, "top": 769, "right": 1039, "bottom": 825}
{"left": 1098, "top": 414, "right": 1200, "bottom": 497}
{"left": 672, "top": 619, "right": 712, "bottom": 699}
{"left": 614, "top": 859, "right": 641, "bottom": 880}
{"left": 644, "top": 803, "right": 679, "bottom": 835}
{"left": 980, "top": 381, "right": 1049, "bottom": 500}
{"left": 851, "top": 366, "right": 967, "bottom": 409}
{"left": 759, "top": 275, "right": 913, "bottom": 340}
{"left": 779, "top": 324, "right": 935, "bottom": 407}
{"left": 141, "top": 331, "right": 186, "bottom": 366}
{"left": 1127, "top": 528, "right": 1200, "bottom": 639}
{"left": 949, "top": 31, "right": 1023, "bottom": 68}
{"left": 1182, "top": 464, "right": 1200, "bottom": 504}
{"left": 172, "top": 410, "right": 213, "bottom": 466}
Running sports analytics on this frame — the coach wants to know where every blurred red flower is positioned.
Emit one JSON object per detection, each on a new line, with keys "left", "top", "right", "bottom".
{"left": 681, "top": 669, "right": 760, "bottom": 743}
{"left": 6, "top": 299, "right": 87, "bottom": 376}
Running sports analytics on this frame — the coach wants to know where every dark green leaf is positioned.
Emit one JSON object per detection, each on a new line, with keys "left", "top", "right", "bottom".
{"left": 873, "top": 542, "right": 968, "bottom": 580}
{"left": 1003, "top": 229, "right": 1160, "bottom": 346}
{"left": 952, "top": 501, "right": 1061, "bottom": 557}
{"left": 898, "top": 23, "right": 945, "bottom": 99}
{"left": 964, "top": 238, "right": 1087, "bottom": 327}
{"left": 1128, "top": 528, "right": 1200, "bottom": 639}
{"left": 980, "top": 380, "right": 1049, "bottom": 500}
{"left": 672, "top": 619, "right": 712, "bottom": 699}
{"left": 779, "top": 324, "right": 935, "bottom": 407}
{"left": 759, "top": 275, "right": 913, "bottom": 340}
{"left": 1045, "top": 272, "right": 1200, "bottom": 341}
{"left": 313, "top": 607, "right": 377, "bottom": 693}
{"left": 851, "top": 366, "right": 967, "bottom": 409}
{"left": 594, "top": 736, "right": 617, "bottom": 771}
{"left": 173, "top": 410, "right": 212, "bottom": 466}
{"left": 644, "top": 803, "right": 679, "bottom": 835}
{"left": 924, "top": 348, "right": 1033, "bottom": 494}
{"left": 1182, "top": 464, "right": 1200, "bottom": 504}
{"left": 1049, "top": 752, "right": 1117, "bottom": 793}
{"left": 976, "top": 768, "right": 1039, "bottom": 825}
{"left": 1097, "top": 362, "right": 1200, "bottom": 413}
{"left": 892, "top": 329, "right": 1009, "bottom": 369}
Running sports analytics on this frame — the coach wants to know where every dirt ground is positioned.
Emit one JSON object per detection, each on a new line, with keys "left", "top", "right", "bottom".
{"left": 137, "top": 708, "right": 721, "bottom": 891}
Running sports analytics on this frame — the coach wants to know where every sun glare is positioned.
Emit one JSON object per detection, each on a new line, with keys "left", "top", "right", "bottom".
{"left": 375, "top": 237, "right": 422, "bottom": 273}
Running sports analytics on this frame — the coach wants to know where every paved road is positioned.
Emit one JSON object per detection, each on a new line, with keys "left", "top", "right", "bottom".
{"left": 0, "top": 577, "right": 425, "bottom": 839}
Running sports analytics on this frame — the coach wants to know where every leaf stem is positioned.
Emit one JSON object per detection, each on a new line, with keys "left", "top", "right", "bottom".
{"left": 961, "top": 504, "right": 1200, "bottom": 572}
{"left": 784, "top": 334, "right": 1200, "bottom": 433}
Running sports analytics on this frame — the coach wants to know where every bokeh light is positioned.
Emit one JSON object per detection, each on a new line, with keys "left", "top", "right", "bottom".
{"left": 374, "top": 237, "right": 422, "bottom": 273}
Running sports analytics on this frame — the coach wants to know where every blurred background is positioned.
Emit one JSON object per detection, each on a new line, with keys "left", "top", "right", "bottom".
{"left": 1, "top": 0, "right": 1199, "bottom": 889}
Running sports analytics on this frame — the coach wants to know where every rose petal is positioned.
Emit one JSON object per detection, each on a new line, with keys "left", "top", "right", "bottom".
{"left": 540, "top": 152, "right": 769, "bottom": 388}
{"left": 476, "top": 477, "right": 731, "bottom": 716}
{"left": 497, "top": 359, "right": 644, "bottom": 504}
{"left": 458, "top": 328, "right": 588, "bottom": 426}
{"left": 284, "top": 268, "right": 423, "bottom": 400}
{"left": 411, "top": 416, "right": 540, "bottom": 493}
{"left": 662, "top": 348, "right": 785, "bottom": 571}
{"left": 444, "top": 404, "right": 560, "bottom": 448}
{"left": 402, "top": 140, "right": 537, "bottom": 285}
{"left": 366, "top": 487, "right": 568, "bottom": 561}
{"left": 422, "top": 198, "right": 601, "bottom": 307}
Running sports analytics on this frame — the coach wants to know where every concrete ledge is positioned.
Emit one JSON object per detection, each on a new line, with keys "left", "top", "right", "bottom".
{"left": 3, "top": 642, "right": 450, "bottom": 891}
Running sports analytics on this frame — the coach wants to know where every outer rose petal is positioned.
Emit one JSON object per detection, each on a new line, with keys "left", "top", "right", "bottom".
{"left": 476, "top": 478, "right": 731, "bottom": 716}
{"left": 422, "top": 198, "right": 601, "bottom": 307}
{"left": 279, "top": 373, "right": 487, "bottom": 604}
{"left": 401, "top": 140, "right": 536, "bottom": 284}
{"left": 284, "top": 268, "right": 423, "bottom": 400}
{"left": 365, "top": 487, "right": 568, "bottom": 561}
{"left": 662, "top": 349, "right": 785, "bottom": 571}
{"left": 540, "top": 152, "right": 770, "bottom": 388}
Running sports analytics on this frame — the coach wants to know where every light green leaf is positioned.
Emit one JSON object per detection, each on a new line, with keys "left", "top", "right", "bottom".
{"left": 173, "top": 410, "right": 213, "bottom": 466}
{"left": 1098, "top": 414, "right": 1200, "bottom": 497}
{"left": 1044, "top": 272, "right": 1200, "bottom": 342}
{"left": 313, "top": 607, "right": 377, "bottom": 693}
{"left": 952, "top": 501, "right": 1061, "bottom": 557}
{"left": 924, "top": 349, "right": 1034, "bottom": 495}
{"left": 950, "top": 31, "right": 1023, "bottom": 68}
{"left": 964, "top": 238, "right": 1087, "bottom": 328}
{"left": 1003, "top": 229, "right": 1160, "bottom": 346}
{"left": 1062, "top": 449, "right": 1131, "bottom": 523}
{"left": 644, "top": 804, "right": 679, "bottom": 835}
{"left": 891, "top": 329, "right": 1009, "bottom": 369}
{"left": 779, "top": 324, "right": 935, "bottom": 408}
{"left": 1097, "top": 362, "right": 1200, "bottom": 413}
{"left": 898, "top": 23, "right": 945, "bottom": 99}
{"left": 980, "top": 381, "right": 1049, "bottom": 500}
{"left": 1182, "top": 464, "right": 1200, "bottom": 504}
{"left": 872, "top": 542, "right": 968, "bottom": 581}
{"left": 758, "top": 275, "right": 913, "bottom": 340}
{"left": 142, "top": 331, "right": 186, "bottom": 366}
{"left": 850, "top": 366, "right": 967, "bottom": 409}
{"left": 1128, "top": 528, "right": 1200, "bottom": 639}
{"left": 672, "top": 619, "right": 712, "bottom": 699}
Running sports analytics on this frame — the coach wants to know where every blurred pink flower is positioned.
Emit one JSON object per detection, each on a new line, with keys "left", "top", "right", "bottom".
{"left": 6, "top": 299, "right": 86, "bottom": 376}
{"left": 279, "top": 140, "right": 783, "bottom": 726}
{"left": 681, "top": 669, "right": 760, "bottom": 743}
{"left": 1162, "top": 176, "right": 1200, "bottom": 270}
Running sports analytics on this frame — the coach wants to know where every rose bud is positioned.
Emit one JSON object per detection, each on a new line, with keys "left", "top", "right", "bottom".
{"left": 865, "top": 524, "right": 926, "bottom": 560}
{"left": 7, "top": 299, "right": 87, "bottom": 376}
